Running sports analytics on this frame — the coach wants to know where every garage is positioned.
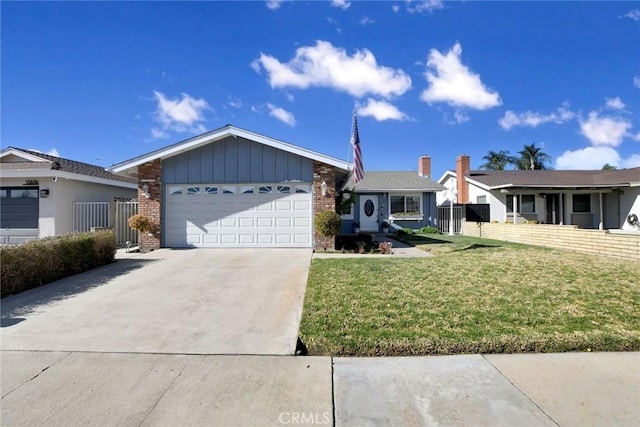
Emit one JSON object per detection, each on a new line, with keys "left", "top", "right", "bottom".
{"left": 0, "top": 187, "right": 39, "bottom": 244}
{"left": 165, "top": 183, "right": 312, "bottom": 247}
{"left": 108, "top": 125, "right": 350, "bottom": 251}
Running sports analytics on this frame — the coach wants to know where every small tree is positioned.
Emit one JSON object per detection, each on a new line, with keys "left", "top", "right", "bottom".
{"left": 128, "top": 214, "right": 152, "bottom": 234}
{"left": 315, "top": 210, "right": 341, "bottom": 238}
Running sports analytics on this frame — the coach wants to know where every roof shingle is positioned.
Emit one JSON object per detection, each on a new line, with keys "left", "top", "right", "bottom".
{"left": 344, "top": 171, "right": 445, "bottom": 191}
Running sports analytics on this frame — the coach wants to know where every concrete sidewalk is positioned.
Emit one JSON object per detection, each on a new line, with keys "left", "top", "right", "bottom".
{"left": 2, "top": 351, "right": 638, "bottom": 426}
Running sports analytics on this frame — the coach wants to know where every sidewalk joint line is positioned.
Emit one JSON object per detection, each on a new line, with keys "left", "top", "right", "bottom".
{"left": 482, "top": 354, "right": 560, "bottom": 427}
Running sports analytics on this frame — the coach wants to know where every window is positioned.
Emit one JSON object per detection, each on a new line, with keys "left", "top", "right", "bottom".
{"left": 573, "top": 194, "right": 591, "bottom": 213}
{"left": 390, "top": 195, "right": 421, "bottom": 218}
{"left": 187, "top": 186, "right": 200, "bottom": 195}
{"left": 241, "top": 186, "right": 254, "bottom": 194}
{"left": 169, "top": 186, "right": 182, "bottom": 195}
{"left": 277, "top": 185, "right": 291, "bottom": 193}
{"left": 521, "top": 195, "right": 535, "bottom": 213}
{"left": 295, "top": 185, "right": 310, "bottom": 194}
{"left": 205, "top": 186, "right": 218, "bottom": 195}
{"left": 0, "top": 189, "right": 7, "bottom": 198}
{"left": 259, "top": 186, "right": 272, "bottom": 194}
{"left": 222, "top": 186, "right": 236, "bottom": 194}
{"left": 477, "top": 195, "right": 487, "bottom": 204}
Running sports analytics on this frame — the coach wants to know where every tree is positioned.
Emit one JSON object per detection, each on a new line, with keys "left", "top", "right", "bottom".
{"left": 515, "top": 143, "right": 552, "bottom": 170}
{"left": 480, "top": 150, "right": 514, "bottom": 170}
{"left": 601, "top": 163, "right": 617, "bottom": 171}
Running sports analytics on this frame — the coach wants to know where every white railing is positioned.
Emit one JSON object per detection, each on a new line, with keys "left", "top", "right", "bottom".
{"left": 73, "top": 202, "right": 110, "bottom": 233}
{"left": 115, "top": 201, "right": 138, "bottom": 246}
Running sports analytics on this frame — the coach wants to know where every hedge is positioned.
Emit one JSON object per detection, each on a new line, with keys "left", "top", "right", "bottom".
{"left": 1, "top": 230, "right": 117, "bottom": 298}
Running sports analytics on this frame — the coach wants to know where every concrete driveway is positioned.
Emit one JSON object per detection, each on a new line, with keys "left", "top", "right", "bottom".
{"left": 0, "top": 248, "right": 312, "bottom": 355}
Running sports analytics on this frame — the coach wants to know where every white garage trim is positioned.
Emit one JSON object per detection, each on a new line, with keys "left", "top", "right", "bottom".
{"left": 165, "top": 183, "right": 313, "bottom": 248}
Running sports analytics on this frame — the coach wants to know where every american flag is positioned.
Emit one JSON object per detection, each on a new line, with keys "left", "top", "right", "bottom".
{"left": 351, "top": 111, "right": 364, "bottom": 183}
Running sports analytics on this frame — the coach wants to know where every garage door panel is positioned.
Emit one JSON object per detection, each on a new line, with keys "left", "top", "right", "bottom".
{"left": 257, "top": 218, "right": 273, "bottom": 227}
{"left": 166, "top": 183, "right": 312, "bottom": 248}
{"left": 275, "top": 201, "right": 291, "bottom": 210}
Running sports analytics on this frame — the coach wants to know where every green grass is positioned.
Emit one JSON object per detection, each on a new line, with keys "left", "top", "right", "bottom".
{"left": 299, "top": 234, "right": 640, "bottom": 356}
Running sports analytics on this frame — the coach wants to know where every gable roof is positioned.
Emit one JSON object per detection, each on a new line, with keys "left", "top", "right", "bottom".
{"left": 343, "top": 171, "right": 445, "bottom": 192}
{"left": 0, "top": 147, "right": 137, "bottom": 186}
{"left": 109, "top": 124, "right": 351, "bottom": 175}
{"left": 464, "top": 168, "right": 640, "bottom": 190}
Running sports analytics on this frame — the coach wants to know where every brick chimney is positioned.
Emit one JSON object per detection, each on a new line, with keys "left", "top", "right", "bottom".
{"left": 456, "top": 155, "right": 470, "bottom": 204}
{"left": 418, "top": 155, "right": 431, "bottom": 178}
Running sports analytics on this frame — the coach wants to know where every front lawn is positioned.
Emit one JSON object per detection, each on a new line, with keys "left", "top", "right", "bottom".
{"left": 299, "top": 234, "right": 640, "bottom": 356}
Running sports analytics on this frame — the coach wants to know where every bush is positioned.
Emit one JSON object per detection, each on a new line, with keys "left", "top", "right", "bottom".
{"left": 128, "top": 214, "right": 152, "bottom": 233}
{"left": 315, "top": 210, "right": 341, "bottom": 237}
{"left": 418, "top": 226, "right": 439, "bottom": 234}
{"left": 0, "top": 230, "right": 117, "bottom": 298}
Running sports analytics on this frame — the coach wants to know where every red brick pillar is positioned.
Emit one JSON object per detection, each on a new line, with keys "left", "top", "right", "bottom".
{"left": 138, "top": 159, "right": 161, "bottom": 251}
{"left": 313, "top": 161, "right": 336, "bottom": 251}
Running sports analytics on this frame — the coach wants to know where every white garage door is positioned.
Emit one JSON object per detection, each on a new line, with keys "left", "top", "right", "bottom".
{"left": 165, "top": 183, "right": 313, "bottom": 248}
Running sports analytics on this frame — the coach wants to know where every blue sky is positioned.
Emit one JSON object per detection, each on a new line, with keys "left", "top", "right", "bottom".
{"left": 2, "top": 1, "right": 639, "bottom": 179}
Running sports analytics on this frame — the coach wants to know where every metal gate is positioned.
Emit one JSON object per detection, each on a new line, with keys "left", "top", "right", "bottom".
{"left": 437, "top": 204, "right": 462, "bottom": 234}
{"left": 115, "top": 201, "right": 138, "bottom": 246}
{"left": 73, "top": 202, "right": 110, "bottom": 232}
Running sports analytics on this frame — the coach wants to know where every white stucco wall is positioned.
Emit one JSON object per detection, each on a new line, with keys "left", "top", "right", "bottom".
{"left": 0, "top": 176, "right": 136, "bottom": 239}
{"left": 621, "top": 187, "right": 640, "bottom": 231}
{"left": 52, "top": 179, "right": 137, "bottom": 236}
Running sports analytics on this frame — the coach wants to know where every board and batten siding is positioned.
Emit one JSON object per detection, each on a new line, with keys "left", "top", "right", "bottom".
{"left": 162, "top": 136, "right": 314, "bottom": 184}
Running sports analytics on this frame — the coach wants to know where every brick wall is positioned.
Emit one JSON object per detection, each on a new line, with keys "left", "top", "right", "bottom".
{"left": 138, "top": 159, "right": 162, "bottom": 252}
{"left": 313, "top": 161, "right": 336, "bottom": 250}
{"left": 462, "top": 221, "right": 640, "bottom": 261}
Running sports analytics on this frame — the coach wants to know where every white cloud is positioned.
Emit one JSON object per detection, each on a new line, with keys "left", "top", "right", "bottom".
{"left": 634, "top": 76, "right": 640, "bottom": 88}
{"left": 452, "top": 110, "right": 469, "bottom": 124}
{"left": 579, "top": 111, "right": 631, "bottom": 147}
{"left": 47, "top": 148, "right": 60, "bottom": 157}
{"left": 226, "top": 96, "right": 243, "bottom": 109}
{"left": 392, "top": 4, "right": 400, "bottom": 13}
{"left": 266, "top": 0, "right": 285, "bottom": 10}
{"left": 406, "top": 0, "right": 444, "bottom": 14}
{"left": 622, "top": 9, "right": 640, "bottom": 20}
{"left": 357, "top": 98, "right": 408, "bottom": 121}
{"left": 605, "top": 96, "right": 625, "bottom": 110}
{"left": 556, "top": 146, "right": 621, "bottom": 170}
{"left": 330, "top": 0, "right": 350, "bottom": 10}
{"left": 556, "top": 146, "right": 640, "bottom": 170}
{"left": 150, "top": 128, "right": 170, "bottom": 139}
{"left": 253, "top": 40, "right": 412, "bottom": 99}
{"left": 498, "top": 105, "right": 576, "bottom": 130}
{"left": 152, "top": 91, "right": 209, "bottom": 138}
{"left": 359, "top": 15, "right": 375, "bottom": 25}
{"left": 267, "top": 103, "right": 296, "bottom": 126}
{"left": 284, "top": 92, "right": 295, "bottom": 102}
{"left": 420, "top": 42, "right": 501, "bottom": 110}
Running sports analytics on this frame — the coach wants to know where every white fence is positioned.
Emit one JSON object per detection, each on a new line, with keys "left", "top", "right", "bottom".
{"left": 73, "top": 202, "right": 110, "bottom": 232}
{"left": 115, "top": 201, "right": 138, "bottom": 246}
{"left": 72, "top": 200, "right": 138, "bottom": 246}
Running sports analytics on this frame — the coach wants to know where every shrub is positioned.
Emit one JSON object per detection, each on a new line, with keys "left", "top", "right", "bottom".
{"left": 418, "top": 226, "right": 439, "bottom": 234}
{"left": 128, "top": 214, "right": 152, "bottom": 233}
{"left": 402, "top": 227, "right": 414, "bottom": 235}
{"left": 315, "top": 210, "right": 342, "bottom": 237}
{"left": 0, "top": 230, "right": 117, "bottom": 298}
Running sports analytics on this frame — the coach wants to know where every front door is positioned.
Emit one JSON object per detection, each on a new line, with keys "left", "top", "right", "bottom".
{"left": 359, "top": 195, "right": 378, "bottom": 232}
{"left": 545, "top": 194, "right": 560, "bottom": 224}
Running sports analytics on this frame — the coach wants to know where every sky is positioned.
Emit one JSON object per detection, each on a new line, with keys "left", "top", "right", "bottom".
{"left": 2, "top": 1, "right": 640, "bottom": 180}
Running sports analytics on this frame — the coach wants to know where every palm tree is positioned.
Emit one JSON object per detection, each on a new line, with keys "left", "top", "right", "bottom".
{"left": 515, "top": 143, "right": 552, "bottom": 170}
{"left": 480, "top": 150, "right": 514, "bottom": 170}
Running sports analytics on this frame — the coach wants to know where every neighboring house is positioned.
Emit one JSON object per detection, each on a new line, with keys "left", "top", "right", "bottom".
{"left": 0, "top": 147, "right": 138, "bottom": 244}
{"left": 340, "top": 156, "right": 445, "bottom": 233}
{"left": 437, "top": 155, "right": 640, "bottom": 231}
{"left": 108, "top": 125, "right": 351, "bottom": 250}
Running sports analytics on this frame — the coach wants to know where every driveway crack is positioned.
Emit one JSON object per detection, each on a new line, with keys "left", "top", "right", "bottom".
{"left": 2, "top": 351, "right": 72, "bottom": 399}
